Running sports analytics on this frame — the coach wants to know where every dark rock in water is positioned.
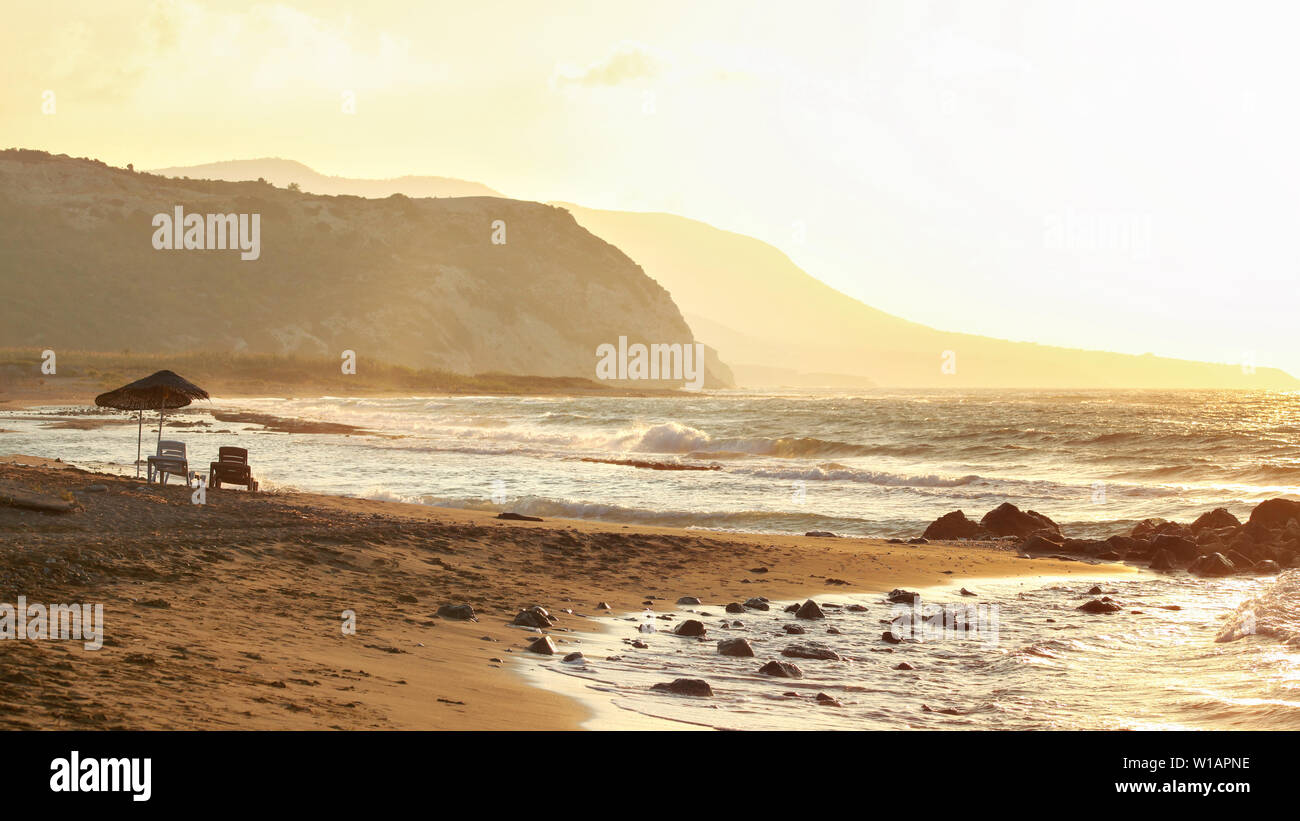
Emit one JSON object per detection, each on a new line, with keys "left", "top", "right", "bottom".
{"left": 1226, "top": 549, "right": 1255, "bottom": 569}
{"left": 1022, "top": 534, "right": 1065, "bottom": 553}
{"left": 827, "top": 627, "right": 842, "bottom": 635}
{"left": 881, "top": 631, "right": 902, "bottom": 644}
{"left": 922, "top": 510, "right": 989, "bottom": 540}
{"left": 980, "top": 502, "right": 1062, "bottom": 539}
{"left": 676, "top": 596, "right": 702, "bottom": 605}
{"left": 959, "top": 587, "right": 977, "bottom": 597}
{"left": 886, "top": 588, "right": 920, "bottom": 605}
{"left": 1148, "top": 549, "right": 1177, "bottom": 571}
{"left": 1190, "top": 552, "right": 1236, "bottom": 577}
{"left": 562, "top": 652, "right": 584, "bottom": 663}
{"left": 744, "top": 597, "right": 770, "bottom": 611}
{"left": 906, "top": 537, "right": 929, "bottom": 545}
{"left": 595, "top": 602, "right": 612, "bottom": 610}
{"left": 651, "top": 678, "right": 713, "bottom": 697}
{"left": 815, "top": 692, "right": 843, "bottom": 707}
{"left": 805, "top": 531, "right": 837, "bottom": 538}
{"left": 894, "top": 662, "right": 915, "bottom": 671}
{"left": 1078, "top": 599, "right": 1122, "bottom": 614}
{"left": 717, "top": 637, "right": 755, "bottom": 657}
{"left": 673, "top": 619, "right": 707, "bottom": 637}
{"left": 847, "top": 604, "right": 869, "bottom": 612}
{"left": 784, "top": 603, "right": 800, "bottom": 613}
{"left": 526, "top": 636, "right": 557, "bottom": 654}
{"left": 1255, "top": 559, "right": 1282, "bottom": 574}
{"left": 1063, "top": 538, "right": 1106, "bottom": 555}
{"left": 1131, "top": 518, "right": 1169, "bottom": 539}
{"left": 757, "top": 660, "right": 804, "bottom": 678}
{"left": 512, "top": 607, "right": 555, "bottom": 628}
{"left": 725, "top": 602, "right": 745, "bottom": 614}
{"left": 795, "top": 599, "right": 825, "bottom": 620}
{"left": 1087, "top": 585, "right": 1103, "bottom": 595}
{"left": 631, "top": 639, "right": 648, "bottom": 649}
{"left": 497, "top": 512, "right": 543, "bottom": 522}
{"left": 436, "top": 604, "right": 477, "bottom": 621}
{"left": 782, "top": 643, "right": 841, "bottom": 661}
{"left": 1106, "top": 534, "right": 1143, "bottom": 553}
{"left": 1192, "top": 508, "right": 1241, "bottom": 532}
{"left": 1248, "top": 498, "right": 1300, "bottom": 530}
{"left": 1151, "top": 534, "right": 1198, "bottom": 562}
{"left": 784, "top": 624, "right": 806, "bottom": 634}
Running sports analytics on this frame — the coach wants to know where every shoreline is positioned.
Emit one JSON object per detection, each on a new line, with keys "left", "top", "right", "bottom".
{"left": 0, "top": 456, "right": 1128, "bottom": 730}
{"left": 518, "top": 566, "right": 1143, "bottom": 730}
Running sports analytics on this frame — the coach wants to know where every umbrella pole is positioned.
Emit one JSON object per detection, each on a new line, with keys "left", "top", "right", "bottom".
{"left": 136, "top": 411, "right": 143, "bottom": 477}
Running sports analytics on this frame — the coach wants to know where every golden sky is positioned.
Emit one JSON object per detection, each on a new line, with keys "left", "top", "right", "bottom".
{"left": 4, "top": 0, "right": 1299, "bottom": 376}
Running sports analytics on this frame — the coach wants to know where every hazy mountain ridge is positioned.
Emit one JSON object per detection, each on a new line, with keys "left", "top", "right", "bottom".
{"left": 556, "top": 204, "right": 1299, "bottom": 389}
{"left": 148, "top": 158, "right": 504, "bottom": 199}
{"left": 0, "top": 150, "right": 731, "bottom": 387}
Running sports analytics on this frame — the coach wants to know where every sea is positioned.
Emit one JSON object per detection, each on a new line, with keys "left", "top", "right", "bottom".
{"left": 4, "top": 388, "right": 1298, "bottom": 728}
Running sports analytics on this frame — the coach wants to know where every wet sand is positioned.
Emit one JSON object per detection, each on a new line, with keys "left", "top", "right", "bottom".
{"left": 0, "top": 457, "right": 1120, "bottom": 730}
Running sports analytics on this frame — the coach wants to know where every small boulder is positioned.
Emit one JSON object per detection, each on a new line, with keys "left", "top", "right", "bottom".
{"left": 783, "top": 624, "right": 806, "bottom": 634}
{"left": 794, "top": 599, "right": 825, "bottom": 620}
{"left": 496, "top": 512, "right": 543, "bottom": 522}
{"left": 885, "top": 589, "right": 920, "bottom": 605}
{"left": 725, "top": 602, "right": 745, "bottom": 614}
{"left": 757, "top": 660, "right": 804, "bottom": 678}
{"left": 1190, "top": 552, "right": 1236, "bottom": 577}
{"left": 815, "top": 692, "right": 843, "bottom": 707}
{"left": 526, "top": 636, "right": 558, "bottom": 654}
{"left": 676, "top": 596, "right": 702, "bottom": 605}
{"left": 717, "top": 637, "right": 755, "bottom": 657}
{"left": 1077, "top": 599, "right": 1121, "bottom": 614}
{"left": 805, "top": 531, "right": 837, "bottom": 537}
{"left": 894, "top": 662, "right": 915, "bottom": 671}
{"left": 436, "top": 604, "right": 477, "bottom": 621}
{"left": 782, "top": 643, "right": 842, "bottom": 661}
{"left": 562, "top": 652, "right": 584, "bottom": 663}
{"left": 743, "top": 597, "right": 770, "bottom": 611}
{"left": 512, "top": 607, "right": 555, "bottom": 628}
{"left": 1255, "top": 559, "right": 1281, "bottom": 574}
{"left": 673, "top": 619, "right": 707, "bottom": 637}
{"left": 651, "top": 678, "right": 713, "bottom": 697}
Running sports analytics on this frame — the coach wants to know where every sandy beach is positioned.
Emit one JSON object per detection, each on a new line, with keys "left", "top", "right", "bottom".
{"left": 0, "top": 454, "right": 1113, "bottom": 730}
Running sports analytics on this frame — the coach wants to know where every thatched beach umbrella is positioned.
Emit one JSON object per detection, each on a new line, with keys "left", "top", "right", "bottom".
{"left": 94, "top": 370, "right": 209, "bottom": 476}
